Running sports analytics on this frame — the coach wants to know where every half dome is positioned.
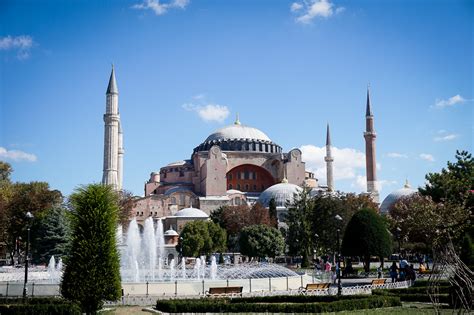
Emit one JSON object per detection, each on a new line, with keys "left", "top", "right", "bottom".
{"left": 174, "top": 207, "right": 209, "bottom": 218}
{"left": 380, "top": 181, "right": 417, "bottom": 213}
{"left": 258, "top": 182, "right": 302, "bottom": 208}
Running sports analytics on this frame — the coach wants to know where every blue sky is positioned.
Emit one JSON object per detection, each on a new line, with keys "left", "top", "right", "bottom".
{"left": 1, "top": 0, "right": 472, "bottom": 201}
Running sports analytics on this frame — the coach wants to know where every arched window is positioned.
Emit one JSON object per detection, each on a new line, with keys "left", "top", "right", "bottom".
{"left": 237, "top": 184, "right": 241, "bottom": 190}
{"left": 245, "top": 184, "right": 249, "bottom": 191}
{"left": 228, "top": 184, "right": 233, "bottom": 190}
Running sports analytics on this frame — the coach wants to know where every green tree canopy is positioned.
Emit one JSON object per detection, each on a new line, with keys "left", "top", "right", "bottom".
{"left": 239, "top": 224, "right": 284, "bottom": 259}
{"left": 268, "top": 198, "right": 278, "bottom": 229}
{"left": 61, "top": 184, "right": 121, "bottom": 313}
{"left": 341, "top": 209, "right": 392, "bottom": 271}
{"left": 286, "top": 187, "right": 313, "bottom": 267}
{"left": 310, "top": 193, "right": 378, "bottom": 255}
{"left": 31, "top": 206, "right": 70, "bottom": 264}
{"left": 179, "top": 221, "right": 227, "bottom": 257}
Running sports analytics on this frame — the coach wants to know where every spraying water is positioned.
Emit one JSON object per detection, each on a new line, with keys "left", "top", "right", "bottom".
{"left": 47, "top": 256, "right": 56, "bottom": 282}
{"left": 156, "top": 219, "right": 165, "bottom": 262}
{"left": 210, "top": 256, "right": 217, "bottom": 280}
{"left": 181, "top": 257, "right": 186, "bottom": 279}
{"left": 170, "top": 258, "right": 175, "bottom": 281}
{"left": 142, "top": 217, "right": 157, "bottom": 280}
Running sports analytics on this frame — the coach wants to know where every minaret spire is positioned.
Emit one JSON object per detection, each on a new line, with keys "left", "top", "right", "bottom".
{"left": 325, "top": 123, "right": 334, "bottom": 192}
{"left": 234, "top": 113, "right": 241, "bottom": 125}
{"left": 102, "top": 65, "right": 120, "bottom": 190}
{"left": 364, "top": 85, "right": 379, "bottom": 202}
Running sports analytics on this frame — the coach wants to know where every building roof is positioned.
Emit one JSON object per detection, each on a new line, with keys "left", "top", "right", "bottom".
{"left": 204, "top": 123, "right": 272, "bottom": 143}
{"left": 258, "top": 182, "right": 302, "bottom": 208}
{"left": 164, "top": 227, "right": 179, "bottom": 236}
{"left": 174, "top": 206, "right": 209, "bottom": 218}
{"left": 164, "top": 186, "right": 194, "bottom": 196}
{"left": 379, "top": 181, "right": 417, "bottom": 213}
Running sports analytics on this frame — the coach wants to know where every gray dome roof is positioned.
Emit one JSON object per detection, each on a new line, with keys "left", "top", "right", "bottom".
{"left": 164, "top": 227, "right": 179, "bottom": 236}
{"left": 258, "top": 182, "right": 302, "bottom": 208}
{"left": 174, "top": 207, "right": 209, "bottom": 218}
{"left": 205, "top": 124, "right": 271, "bottom": 143}
{"left": 380, "top": 181, "right": 417, "bottom": 213}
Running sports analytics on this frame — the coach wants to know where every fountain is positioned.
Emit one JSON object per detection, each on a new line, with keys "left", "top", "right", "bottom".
{"left": 210, "top": 256, "right": 217, "bottom": 280}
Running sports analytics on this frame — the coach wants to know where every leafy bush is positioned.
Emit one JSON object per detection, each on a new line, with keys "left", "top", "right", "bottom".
{"left": 232, "top": 294, "right": 370, "bottom": 304}
{"left": 156, "top": 296, "right": 401, "bottom": 313}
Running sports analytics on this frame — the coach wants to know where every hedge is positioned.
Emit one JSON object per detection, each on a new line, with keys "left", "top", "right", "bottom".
{"left": 0, "top": 298, "right": 81, "bottom": 315}
{"left": 372, "top": 289, "right": 450, "bottom": 304}
{"left": 156, "top": 296, "right": 401, "bottom": 313}
{"left": 230, "top": 294, "right": 371, "bottom": 304}
{"left": 412, "top": 280, "right": 450, "bottom": 287}
{"left": 378, "top": 286, "right": 451, "bottom": 294}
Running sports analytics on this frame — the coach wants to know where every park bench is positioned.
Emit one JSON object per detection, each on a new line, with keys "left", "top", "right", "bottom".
{"left": 206, "top": 286, "right": 243, "bottom": 297}
{"left": 299, "top": 283, "right": 331, "bottom": 294}
{"left": 371, "top": 278, "right": 386, "bottom": 286}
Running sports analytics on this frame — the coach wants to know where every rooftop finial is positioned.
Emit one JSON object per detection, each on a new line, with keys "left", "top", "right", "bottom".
{"left": 404, "top": 179, "right": 411, "bottom": 188}
{"left": 234, "top": 113, "right": 241, "bottom": 125}
{"left": 281, "top": 167, "right": 288, "bottom": 183}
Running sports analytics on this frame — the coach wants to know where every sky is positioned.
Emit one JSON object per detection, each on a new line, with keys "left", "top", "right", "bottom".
{"left": 0, "top": 0, "right": 472, "bottom": 202}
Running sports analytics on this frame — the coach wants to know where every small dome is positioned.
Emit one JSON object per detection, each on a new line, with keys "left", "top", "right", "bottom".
{"left": 380, "top": 181, "right": 417, "bottom": 213}
{"left": 258, "top": 182, "right": 302, "bottom": 208}
{"left": 174, "top": 207, "right": 209, "bottom": 218}
{"left": 205, "top": 124, "right": 271, "bottom": 143}
{"left": 164, "top": 227, "right": 179, "bottom": 236}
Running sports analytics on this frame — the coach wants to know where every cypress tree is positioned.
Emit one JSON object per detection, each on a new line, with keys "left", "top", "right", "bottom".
{"left": 61, "top": 184, "right": 121, "bottom": 314}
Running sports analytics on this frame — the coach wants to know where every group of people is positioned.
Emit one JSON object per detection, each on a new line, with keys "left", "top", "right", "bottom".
{"left": 389, "top": 260, "right": 417, "bottom": 283}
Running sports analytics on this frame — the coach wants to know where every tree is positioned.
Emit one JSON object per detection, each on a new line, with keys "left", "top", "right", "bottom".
{"left": 287, "top": 187, "right": 313, "bottom": 267}
{"left": 239, "top": 224, "right": 284, "bottom": 260}
{"left": 210, "top": 203, "right": 272, "bottom": 251}
{"left": 341, "top": 209, "right": 392, "bottom": 272}
{"left": 5, "top": 182, "right": 62, "bottom": 264}
{"left": 311, "top": 193, "right": 378, "bottom": 254}
{"left": 117, "top": 190, "right": 135, "bottom": 226}
{"left": 419, "top": 150, "right": 473, "bottom": 207}
{"left": 0, "top": 161, "right": 12, "bottom": 183}
{"left": 268, "top": 198, "right": 278, "bottom": 228}
{"left": 179, "top": 221, "right": 227, "bottom": 257}
{"left": 389, "top": 194, "right": 470, "bottom": 249}
{"left": 61, "top": 184, "right": 121, "bottom": 313}
{"left": 31, "top": 206, "right": 70, "bottom": 264}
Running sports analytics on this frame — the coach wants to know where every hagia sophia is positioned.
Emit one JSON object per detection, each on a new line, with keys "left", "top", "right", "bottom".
{"left": 101, "top": 67, "right": 417, "bottom": 236}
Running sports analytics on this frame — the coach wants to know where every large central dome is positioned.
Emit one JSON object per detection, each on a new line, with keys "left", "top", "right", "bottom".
{"left": 194, "top": 117, "right": 281, "bottom": 154}
{"left": 205, "top": 124, "right": 271, "bottom": 142}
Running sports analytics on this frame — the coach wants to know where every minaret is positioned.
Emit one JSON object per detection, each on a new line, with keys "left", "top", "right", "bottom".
{"left": 364, "top": 86, "right": 379, "bottom": 202}
{"left": 325, "top": 123, "right": 334, "bottom": 192}
{"left": 117, "top": 121, "right": 124, "bottom": 191}
{"left": 102, "top": 65, "right": 120, "bottom": 190}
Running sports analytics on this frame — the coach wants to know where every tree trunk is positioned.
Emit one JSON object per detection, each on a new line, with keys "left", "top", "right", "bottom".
{"left": 365, "top": 255, "right": 371, "bottom": 272}
{"left": 380, "top": 256, "right": 384, "bottom": 268}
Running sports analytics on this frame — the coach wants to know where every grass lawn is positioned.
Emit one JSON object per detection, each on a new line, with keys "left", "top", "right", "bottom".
{"left": 334, "top": 302, "right": 454, "bottom": 314}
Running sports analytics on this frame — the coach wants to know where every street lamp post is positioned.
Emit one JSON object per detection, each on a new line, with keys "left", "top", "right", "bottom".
{"left": 23, "top": 211, "right": 34, "bottom": 298}
{"left": 396, "top": 227, "right": 402, "bottom": 254}
{"left": 334, "top": 215, "right": 343, "bottom": 296}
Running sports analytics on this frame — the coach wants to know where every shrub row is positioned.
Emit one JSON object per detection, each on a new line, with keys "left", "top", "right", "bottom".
{"left": 156, "top": 296, "right": 401, "bottom": 313}
{"left": 0, "top": 297, "right": 73, "bottom": 305}
{"left": 412, "top": 280, "right": 450, "bottom": 287}
{"left": 372, "top": 289, "right": 450, "bottom": 304}
{"left": 381, "top": 286, "right": 451, "bottom": 294}
{"left": 0, "top": 303, "right": 81, "bottom": 315}
{"left": 0, "top": 298, "right": 81, "bottom": 315}
{"left": 230, "top": 294, "right": 370, "bottom": 304}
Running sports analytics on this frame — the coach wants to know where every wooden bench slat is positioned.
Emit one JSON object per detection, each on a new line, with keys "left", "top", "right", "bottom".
{"left": 371, "top": 279, "right": 386, "bottom": 286}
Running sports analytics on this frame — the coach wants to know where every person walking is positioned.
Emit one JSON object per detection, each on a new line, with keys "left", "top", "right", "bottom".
{"left": 389, "top": 262, "right": 398, "bottom": 283}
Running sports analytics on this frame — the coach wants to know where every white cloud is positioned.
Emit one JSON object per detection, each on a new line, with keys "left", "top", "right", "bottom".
{"left": 0, "top": 147, "right": 37, "bottom": 162}
{"left": 434, "top": 133, "right": 458, "bottom": 142}
{"left": 0, "top": 35, "right": 34, "bottom": 59}
{"left": 182, "top": 103, "right": 230, "bottom": 123}
{"left": 419, "top": 153, "right": 435, "bottom": 162}
{"left": 290, "top": 2, "right": 303, "bottom": 12}
{"left": 434, "top": 94, "right": 468, "bottom": 108}
{"left": 351, "top": 175, "right": 396, "bottom": 192}
{"left": 387, "top": 152, "right": 408, "bottom": 158}
{"left": 291, "top": 0, "right": 344, "bottom": 24}
{"left": 132, "top": 0, "right": 189, "bottom": 15}
{"left": 300, "top": 145, "right": 366, "bottom": 182}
